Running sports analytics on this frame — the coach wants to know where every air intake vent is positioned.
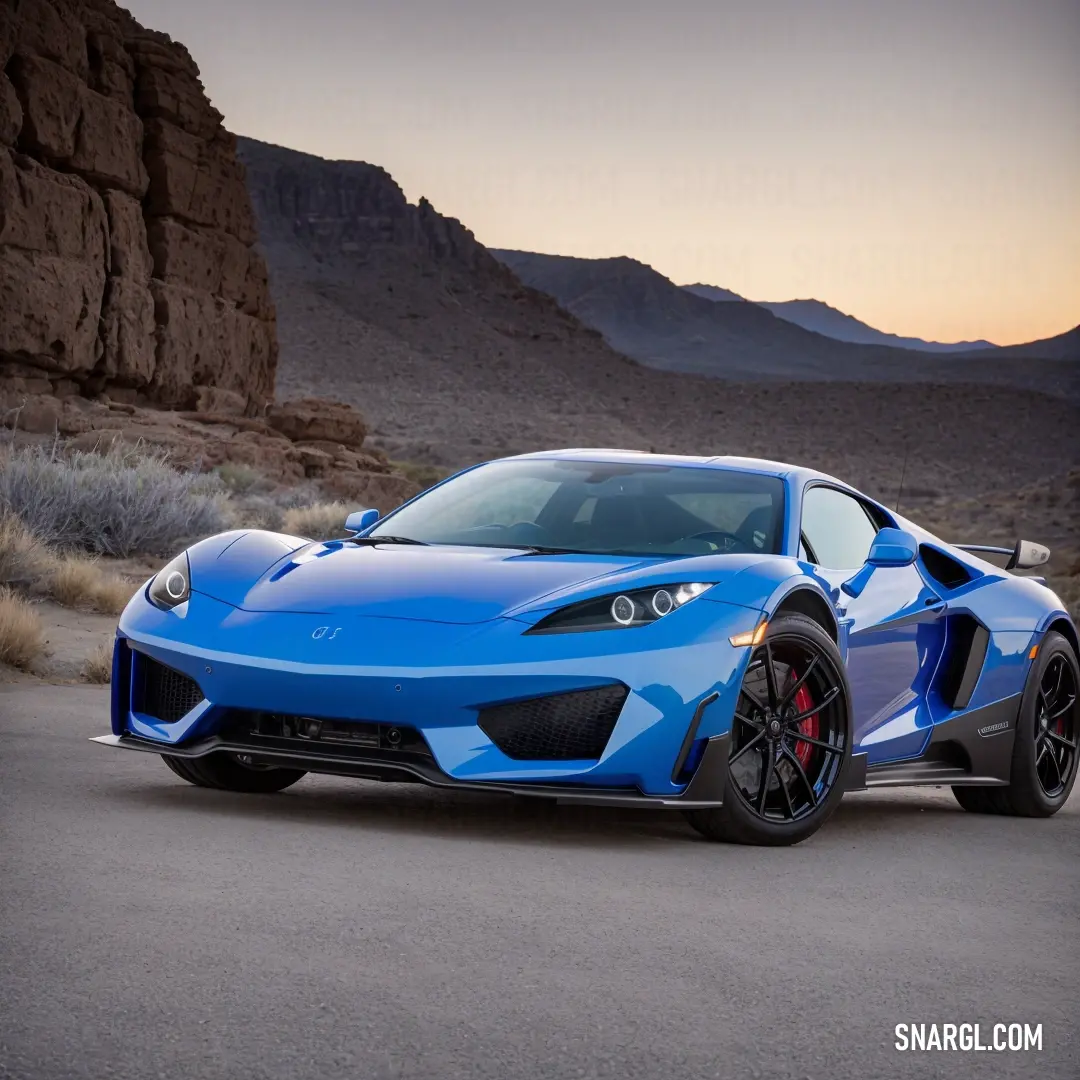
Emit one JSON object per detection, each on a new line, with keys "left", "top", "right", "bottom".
{"left": 919, "top": 545, "right": 974, "bottom": 590}
{"left": 478, "top": 685, "right": 628, "bottom": 761}
{"left": 938, "top": 615, "right": 990, "bottom": 710}
{"left": 137, "top": 656, "right": 205, "bottom": 723}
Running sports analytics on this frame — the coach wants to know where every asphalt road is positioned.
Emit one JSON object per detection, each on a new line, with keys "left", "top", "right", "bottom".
{"left": 1, "top": 683, "right": 1077, "bottom": 1080}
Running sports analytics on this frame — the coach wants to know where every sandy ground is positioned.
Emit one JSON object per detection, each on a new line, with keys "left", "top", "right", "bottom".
{"left": 0, "top": 601, "right": 116, "bottom": 687}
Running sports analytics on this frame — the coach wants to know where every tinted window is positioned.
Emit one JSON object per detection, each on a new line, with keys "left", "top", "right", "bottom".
{"left": 371, "top": 458, "right": 786, "bottom": 557}
{"left": 667, "top": 491, "right": 777, "bottom": 549}
{"left": 801, "top": 486, "right": 879, "bottom": 569}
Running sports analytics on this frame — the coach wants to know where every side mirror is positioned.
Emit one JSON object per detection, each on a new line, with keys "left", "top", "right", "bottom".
{"left": 867, "top": 527, "right": 919, "bottom": 568}
{"left": 842, "top": 528, "right": 918, "bottom": 597}
{"left": 345, "top": 508, "right": 381, "bottom": 536}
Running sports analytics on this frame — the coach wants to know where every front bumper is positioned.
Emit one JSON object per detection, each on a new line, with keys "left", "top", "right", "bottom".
{"left": 98, "top": 587, "right": 761, "bottom": 800}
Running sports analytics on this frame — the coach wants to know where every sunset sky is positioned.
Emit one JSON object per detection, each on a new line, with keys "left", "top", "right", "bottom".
{"left": 125, "top": 0, "right": 1079, "bottom": 346}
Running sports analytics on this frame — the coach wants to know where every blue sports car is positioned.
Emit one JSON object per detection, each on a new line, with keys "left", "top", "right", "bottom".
{"left": 94, "top": 450, "right": 1078, "bottom": 845}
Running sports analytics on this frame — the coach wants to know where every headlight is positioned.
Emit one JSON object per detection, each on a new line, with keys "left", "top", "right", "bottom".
{"left": 526, "top": 582, "right": 714, "bottom": 634}
{"left": 148, "top": 552, "right": 191, "bottom": 610}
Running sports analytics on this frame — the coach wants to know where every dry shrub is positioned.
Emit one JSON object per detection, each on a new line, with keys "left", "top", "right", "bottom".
{"left": 223, "top": 494, "right": 283, "bottom": 532}
{"left": 0, "top": 441, "right": 227, "bottom": 556}
{"left": 0, "top": 512, "right": 55, "bottom": 588}
{"left": 81, "top": 641, "right": 113, "bottom": 684}
{"left": 281, "top": 501, "right": 352, "bottom": 539}
{"left": 0, "top": 586, "right": 45, "bottom": 671}
{"left": 47, "top": 554, "right": 136, "bottom": 616}
{"left": 214, "top": 481, "right": 325, "bottom": 534}
{"left": 214, "top": 462, "right": 268, "bottom": 495}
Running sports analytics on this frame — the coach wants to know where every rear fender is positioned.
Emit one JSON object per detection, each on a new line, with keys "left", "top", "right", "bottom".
{"left": 1036, "top": 609, "right": 1079, "bottom": 656}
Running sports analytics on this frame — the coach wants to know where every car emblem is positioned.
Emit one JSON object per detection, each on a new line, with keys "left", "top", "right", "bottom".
{"left": 312, "top": 626, "right": 342, "bottom": 641}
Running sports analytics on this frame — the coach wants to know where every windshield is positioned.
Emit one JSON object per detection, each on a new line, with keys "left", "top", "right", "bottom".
{"left": 369, "top": 458, "right": 786, "bottom": 557}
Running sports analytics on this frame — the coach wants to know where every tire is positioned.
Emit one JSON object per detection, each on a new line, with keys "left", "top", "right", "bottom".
{"left": 951, "top": 786, "right": 1007, "bottom": 815}
{"left": 685, "top": 613, "right": 852, "bottom": 845}
{"left": 952, "top": 630, "right": 1078, "bottom": 817}
{"left": 161, "top": 754, "right": 209, "bottom": 787}
{"left": 161, "top": 752, "right": 306, "bottom": 794}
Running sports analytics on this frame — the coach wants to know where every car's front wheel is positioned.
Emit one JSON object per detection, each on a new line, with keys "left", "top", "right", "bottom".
{"left": 684, "top": 613, "right": 852, "bottom": 845}
{"left": 162, "top": 752, "right": 307, "bottom": 794}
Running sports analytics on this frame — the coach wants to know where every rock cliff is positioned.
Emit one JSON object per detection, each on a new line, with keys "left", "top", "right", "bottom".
{"left": 0, "top": 0, "right": 413, "bottom": 508}
{"left": 0, "top": 0, "right": 275, "bottom": 412}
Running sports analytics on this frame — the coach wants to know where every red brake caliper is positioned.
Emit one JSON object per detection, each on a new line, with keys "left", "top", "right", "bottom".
{"left": 792, "top": 679, "right": 819, "bottom": 769}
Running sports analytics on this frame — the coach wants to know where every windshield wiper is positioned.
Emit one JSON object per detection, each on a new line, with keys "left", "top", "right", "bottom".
{"left": 511, "top": 545, "right": 592, "bottom": 556}
{"left": 350, "top": 535, "right": 428, "bottom": 546}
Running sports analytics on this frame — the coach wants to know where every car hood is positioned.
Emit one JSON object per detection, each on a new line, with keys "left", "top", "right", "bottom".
{"left": 198, "top": 540, "right": 674, "bottom": 623}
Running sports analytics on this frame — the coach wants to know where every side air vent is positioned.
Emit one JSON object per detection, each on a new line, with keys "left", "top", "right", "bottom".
{"left": 938, "top": 615, "right": 990, "bottom": 710}
{"left": 478, "top": 685, "right": 629, "bottom": 761}
{"left": 919, "top": 545, "right": 974, "bottom": 590}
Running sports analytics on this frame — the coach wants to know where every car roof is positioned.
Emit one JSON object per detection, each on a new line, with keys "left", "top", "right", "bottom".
{"left": 505, "top": 448, "right": 851, "bottom": 491}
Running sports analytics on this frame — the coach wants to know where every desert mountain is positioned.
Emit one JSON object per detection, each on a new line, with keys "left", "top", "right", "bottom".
{"left": 683, "top": 286, "right": 997, "bottom": 353}
{"left": 493, "top": 251, "right": 863, "bottom": 378}
{"left": 681, "top": 283, "right": 746, "bottom": 304}
{"left": 235, "top": 138, "right": 1075, "bottom": 511}
{"left": 494, "top": 251, "right": 1069, "bottom": 389}
{"left": 953, "top": 324, "right": 1080, "bottom": 361}
{"left": 236, "top": 136, "right": 650, "bottom": 466}
{"left": 755, "top": 299, "right": 997, "bottom": 353}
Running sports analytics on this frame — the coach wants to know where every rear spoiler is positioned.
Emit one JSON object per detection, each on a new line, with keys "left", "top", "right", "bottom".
{"left": 955, "top": 540, "right": 1050, "bottom": 571}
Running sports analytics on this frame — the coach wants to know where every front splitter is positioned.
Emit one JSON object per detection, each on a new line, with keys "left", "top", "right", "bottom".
{"left": 91, "top": 731, "right": 731, "bottom": 809}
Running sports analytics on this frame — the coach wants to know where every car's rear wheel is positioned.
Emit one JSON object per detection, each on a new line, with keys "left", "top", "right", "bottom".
{"left": 684, "top": 613, "right": 852, "bottom": 845}
{"left": 953, "top": 631, "right": 1078, "bottom": 817}
{"left": 162, "top": 752, "right": 306, "bottom": 793}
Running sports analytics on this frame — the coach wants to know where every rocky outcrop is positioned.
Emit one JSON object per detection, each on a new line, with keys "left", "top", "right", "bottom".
{"left": 238, "top": 137, "right": 501, "bottom": 278}
{"left": 0, "top": 0, "right": 276, "bottom": 412}
{"left": 266, "top": 397, "right": 367, "bottom": 447}
{"left": 1, "top": 389, "right": 418, "bottom": 512}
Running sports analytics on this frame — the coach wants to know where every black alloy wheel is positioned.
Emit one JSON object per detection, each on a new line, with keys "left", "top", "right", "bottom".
{"left": 1033, "top": 652, "right": 1077, "bottom": 798}
{"left": 685, "top": 613, "right": 852, "bottom": 845}
{"left": 729, "top": 633, "right": 847, "bottom": 822}
{"left": 953, "top": 630, "right": 1079, "bottom": 817}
